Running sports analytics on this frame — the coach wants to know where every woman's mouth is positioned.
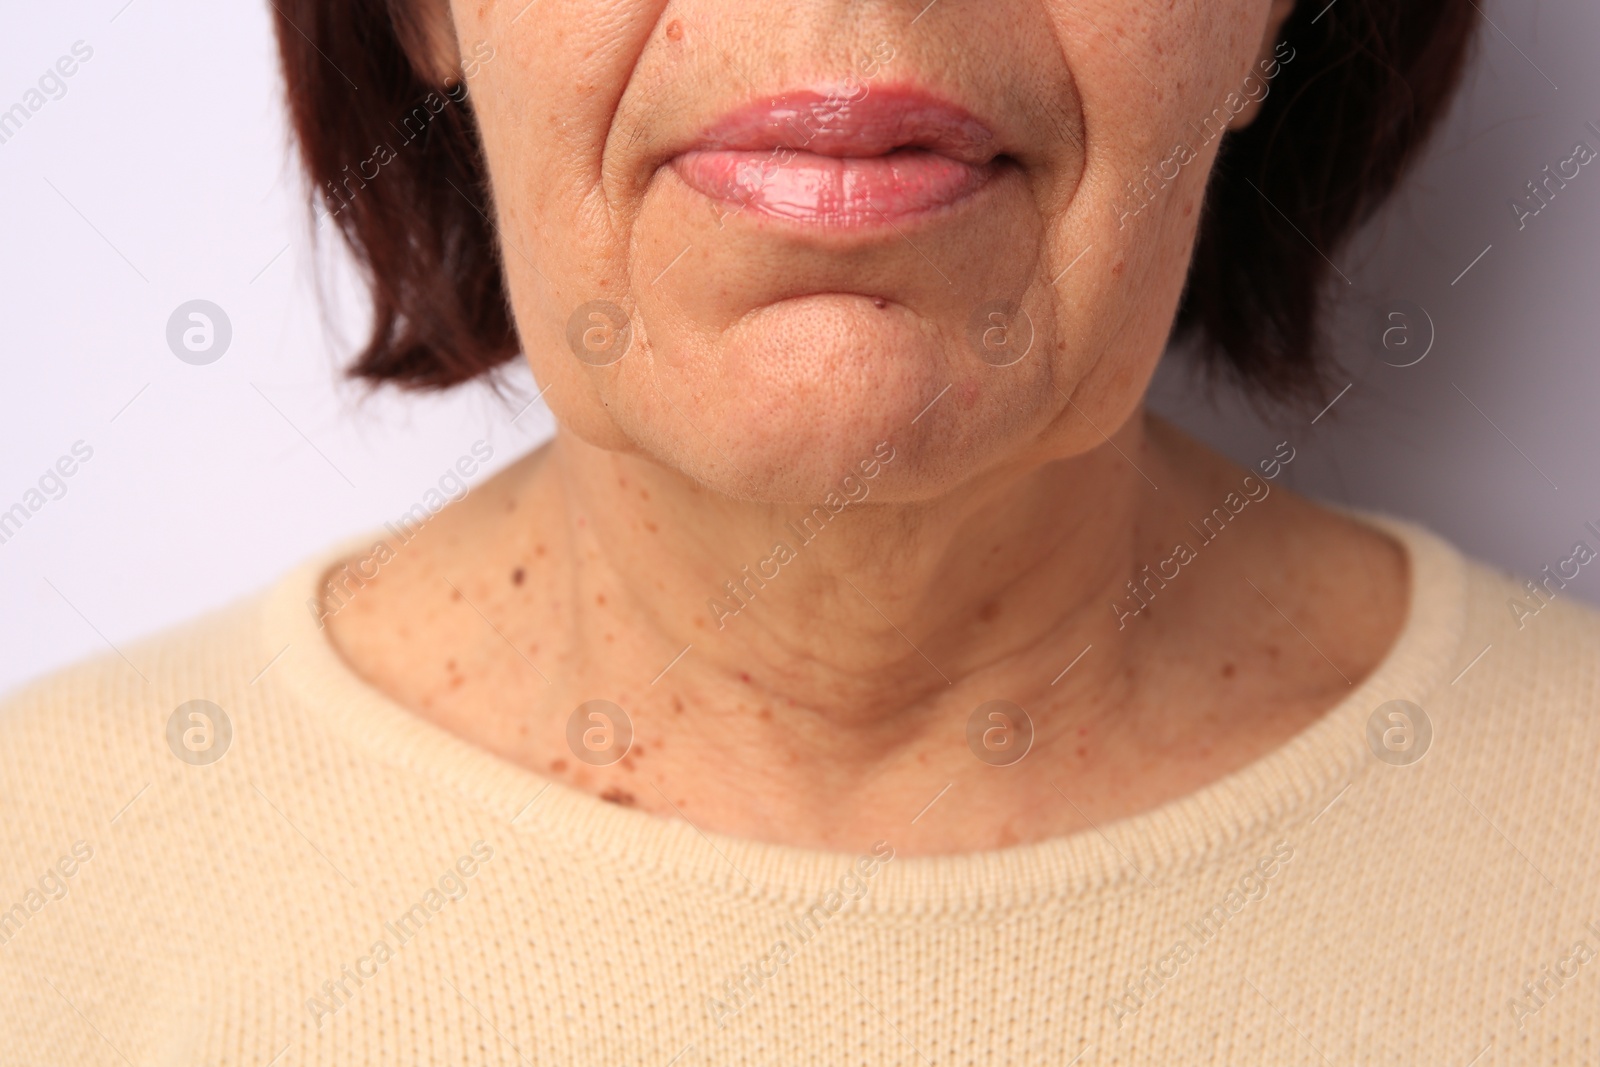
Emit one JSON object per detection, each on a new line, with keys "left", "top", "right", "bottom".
{"left": 670, "top": 87, "right": 1004, "bottom": 227}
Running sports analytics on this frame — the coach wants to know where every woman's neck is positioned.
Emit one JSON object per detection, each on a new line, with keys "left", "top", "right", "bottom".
{"left": 325, "top": 413, "right": 1407, "bottom": 853}
{"left": 544, "top": 416, "right": 1148, "bottom": 720}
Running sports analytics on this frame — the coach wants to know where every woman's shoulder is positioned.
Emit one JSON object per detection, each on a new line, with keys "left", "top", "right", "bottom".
{"left": 0, "top": 534, "right": 364, "bottom": 778}
{"left": 0, "top": 588, "right": 276, "bottom": 821}
{"left": 1453, "top": 535, "right": 1600, "bottom": 683}
{"left": 0, "top": 557, "right": 472, "bottom": 1052}
{"left": 1426, "top": 527, "right": 1600, "bottom": 751}
{"left": 1314, "top": 511, "right": 1600, "bottom": 766}
{"left": 1346, "top": 511, "right": 1600, "bottom": 674}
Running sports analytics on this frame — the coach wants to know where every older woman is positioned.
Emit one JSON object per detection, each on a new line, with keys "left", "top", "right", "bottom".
{"left": 5, "top": 0, "right": 1597, "bottom": 1063}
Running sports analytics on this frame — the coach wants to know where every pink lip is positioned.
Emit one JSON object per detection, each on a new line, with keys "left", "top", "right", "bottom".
{"left": 671, "top": 88, "right": 1001, "bottom": 227}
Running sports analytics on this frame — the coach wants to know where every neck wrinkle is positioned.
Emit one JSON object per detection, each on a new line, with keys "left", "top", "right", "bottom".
{"left": 541, "top": 414, "right": 1157, "bottom": 737}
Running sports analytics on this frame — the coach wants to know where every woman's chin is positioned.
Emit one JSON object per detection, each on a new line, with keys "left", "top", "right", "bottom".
{"left": 615, "top": 295, "right": 1054, "bottom": 502}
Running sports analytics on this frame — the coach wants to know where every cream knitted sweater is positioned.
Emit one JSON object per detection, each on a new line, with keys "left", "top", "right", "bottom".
{"left": 3, "top": 516, "right": 1599, "bottom": 1065}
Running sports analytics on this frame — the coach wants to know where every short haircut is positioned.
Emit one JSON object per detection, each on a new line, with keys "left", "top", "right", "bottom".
{"left": 272, "top": 1, "right": 1478, "bottom": 403}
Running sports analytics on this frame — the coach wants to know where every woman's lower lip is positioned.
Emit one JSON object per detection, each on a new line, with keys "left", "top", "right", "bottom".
{"left": 672, "top": 148, "right": 994, "bottom": 226}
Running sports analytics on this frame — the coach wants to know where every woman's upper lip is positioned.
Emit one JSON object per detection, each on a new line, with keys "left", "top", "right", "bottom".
{"left": 682, "top": 86, "right": 1000, "bottom": 165}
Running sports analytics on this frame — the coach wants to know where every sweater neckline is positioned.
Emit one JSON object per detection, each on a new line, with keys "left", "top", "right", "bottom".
{"left": 258, "top": 510, "right": 1466, "bottom": 913}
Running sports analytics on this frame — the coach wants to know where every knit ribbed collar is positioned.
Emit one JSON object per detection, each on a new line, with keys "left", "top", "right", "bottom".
{"left": 259, "top": 511, "right": 1467, "bottom": 914}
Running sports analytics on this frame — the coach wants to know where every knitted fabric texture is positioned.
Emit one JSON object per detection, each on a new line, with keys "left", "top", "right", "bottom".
{"left": 2, "top": 515, "right": 1597, "bottom": 1064}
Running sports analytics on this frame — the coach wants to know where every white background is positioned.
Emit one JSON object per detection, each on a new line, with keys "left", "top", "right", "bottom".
{"left": 2, "top": 0, "right": 1596, "bottom": 695}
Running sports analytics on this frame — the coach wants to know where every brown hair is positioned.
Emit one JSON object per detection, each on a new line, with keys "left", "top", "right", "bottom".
{"left": 271, "top": 1, "right": 1477, "bottom": 402}
{"left": 1174, "top": 1, "right": 1477, "bottom": 402}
